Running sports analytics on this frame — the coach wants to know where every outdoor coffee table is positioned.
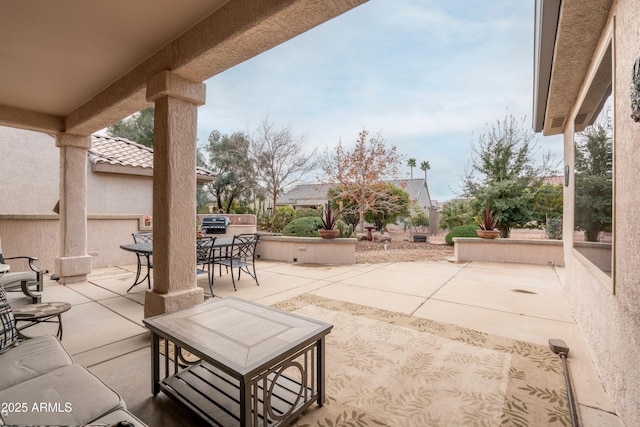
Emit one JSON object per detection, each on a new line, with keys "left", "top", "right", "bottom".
{"left": 143, "top": 297, "right": 332, "bottom": 426}
{"left": 13, "top": 301, "right": 71, "bottom": 340}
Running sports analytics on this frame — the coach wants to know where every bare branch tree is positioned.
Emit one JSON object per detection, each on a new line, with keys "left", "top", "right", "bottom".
{"left": 320, "top": 129, "right": 402, "bottom": 231}
{"left": 250, "top": 118, "right": 317, "bottom": 212}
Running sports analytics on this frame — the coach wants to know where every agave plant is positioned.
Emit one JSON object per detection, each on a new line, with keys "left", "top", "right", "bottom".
{"left": 479, "top": 204, "right": 497, "bottom": 230}
{"left": 321, "top": 203, "right": 337, "bottom": 230}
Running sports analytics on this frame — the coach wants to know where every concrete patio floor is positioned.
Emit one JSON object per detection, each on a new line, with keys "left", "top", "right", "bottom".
{"left": 7, "top": 259, "right": 622, "bottom": 426}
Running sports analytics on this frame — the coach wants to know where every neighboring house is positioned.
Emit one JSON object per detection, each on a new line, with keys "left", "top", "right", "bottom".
{"left": 534, "top": 0, "right": 639, "bottom": 424}
{"left": 277, "top": 179, "right": 433, "bottom": 211}
{"left": 0, "top": 127, "right": 214, "bottom": 271}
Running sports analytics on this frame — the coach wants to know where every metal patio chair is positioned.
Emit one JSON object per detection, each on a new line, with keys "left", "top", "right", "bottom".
{"left": 212, "top": 234, "right": 260, "bottom": 291}
{"left": 0, "top": 239, "right": 42, "bottom": 303}
{"left": 196, "top": 237, "right": 216, "bottom": 295}
{"left": 131, "top": 232, "right": 153, "bottom": 290}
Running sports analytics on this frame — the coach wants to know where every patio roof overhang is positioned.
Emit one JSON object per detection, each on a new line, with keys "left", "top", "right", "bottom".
{"left": 533, "top": 0, "right": 614, "bottom": 135}
{"left": 0, "top": 0, "right": 367, "bottom": 135}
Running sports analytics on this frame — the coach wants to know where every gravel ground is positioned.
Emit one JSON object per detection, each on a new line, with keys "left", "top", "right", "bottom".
{"left": 355, "top": 233, "right": 454, "bottom": 263}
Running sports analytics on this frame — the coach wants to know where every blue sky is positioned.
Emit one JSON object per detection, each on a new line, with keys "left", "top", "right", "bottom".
{"left": 197, "top": 0, "right": 563, "bottom": 202}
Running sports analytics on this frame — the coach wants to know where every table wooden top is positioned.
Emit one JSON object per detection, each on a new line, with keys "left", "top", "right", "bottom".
{"left": 144, "top": 297, "right": 332, "bottom": 377}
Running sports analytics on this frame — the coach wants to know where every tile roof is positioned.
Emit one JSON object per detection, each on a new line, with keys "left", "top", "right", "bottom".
{"left": 89, "top": 134, "right": 215, "bottom": 180}
{"left": 278, "top": 179, "right": 432, "bottom": 207}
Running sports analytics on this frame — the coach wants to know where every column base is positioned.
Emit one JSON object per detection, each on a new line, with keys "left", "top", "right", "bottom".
{"left": 55, "top": 255, "right": 92, "bottom": 284}
{"left": 144, "top": 287, "right": 204, "bottom": 318}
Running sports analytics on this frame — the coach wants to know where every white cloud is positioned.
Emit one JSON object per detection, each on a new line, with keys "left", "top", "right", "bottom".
{"left": 196, "top": 0, "right": 564, "bottom": 201}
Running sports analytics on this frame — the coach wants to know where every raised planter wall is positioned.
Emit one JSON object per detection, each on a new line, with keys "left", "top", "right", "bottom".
{"left": 255, "top": 235, "right": 357, "bottom": 265}
{"left": 454, "top": 238, "right": 564, "bottom": 266}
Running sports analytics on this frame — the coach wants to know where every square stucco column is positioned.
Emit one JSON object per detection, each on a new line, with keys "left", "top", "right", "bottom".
{"left": 144, "top": 71, "right": 206, "bottom": 318}
{"left": 55, "top": 133, "right": 92, "bottom": 284}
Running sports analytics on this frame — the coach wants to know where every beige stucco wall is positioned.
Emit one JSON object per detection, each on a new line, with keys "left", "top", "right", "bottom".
{"left": 0, "top": 216, "right": 145, "bottom": 272}
{"left": 0, "top": 126, "right": 155, "bottom": 272}
{"left": 562, "top": 1, "right": 640, "bottom": 424}
{"left": 0, "top": 127, "right": 59, "bottom": 214}
{"left": 454, "top": 238, "right": 564, "bottom": 266}
{"left": 256, "top": 236, "right": 357, "bottom": 264}
{"left": 0, "top": 126, "right": 154, "bottom": 217}
{"left": 87, "top": 168, "right": 153, "bottom": 216}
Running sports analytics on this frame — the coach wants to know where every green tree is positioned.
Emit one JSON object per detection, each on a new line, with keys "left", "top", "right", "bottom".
{"left": 420, "top": 160, "right": 431, "bottom": 181}
{"left": 574, "top": 124, "right": 612, "bottom": 241}
{"left": 206, "top": 130, "right": 255, "bottom": 213}
{"left": 363, "top": 183, "right": 411, "bottom": 230}
{"left": 327, "top": 186, "right": 360, "bottom": 228}
{"left": 407, "top": 158, "right": 416, "bottom": 179}
{"left": 462, "top": 114, "right": 557, "bottom": 237}
{"left": 321, "top": 129, "right": 402, "bottom": 232}
{"left": 107, "top": 107, "right": 155, "bottom": 147}
{"left": 439, "top": 199, "right": 475, "bottom": 230}
{"left": 196, "top": 185, "right": 212, "bottom": 214}
{"left": 531, "top": 183, "right": 563, "bottom": 221}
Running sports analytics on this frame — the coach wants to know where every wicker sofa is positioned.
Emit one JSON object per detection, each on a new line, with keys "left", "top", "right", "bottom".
{"left": 0, "top": 287, "right": 147, "bottom": 426}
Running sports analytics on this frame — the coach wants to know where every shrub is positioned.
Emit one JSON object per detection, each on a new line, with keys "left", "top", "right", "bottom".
{"left": 439, "top": 199, "right": 475, "bottom": 230}
{"left": 234, "top": 206, "right": 253, "bottom": 214}
{"left": 258, "top": 206, "right": 297, "bottom": 233}
{"left": 281, "top": 217, "right": 323, "bottom": 237}
{"left": 445, "top": 224, "right": 479, "bottom": 245}
{"left": 296, "top": 208, "right": 321, "bottom": 218}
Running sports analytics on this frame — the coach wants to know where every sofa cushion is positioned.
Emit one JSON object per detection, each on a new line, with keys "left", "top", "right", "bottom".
{"left": 0, "top": 335, "right": 73, "bottom": 390}
{"left": 0, "top": 364, "right": 125, "bottom": 426}
{"left": 88, "top": 409, "right": 148, "bottom": 427}
{"left": 0, "top": 286, "right": 18, "bottom": 355}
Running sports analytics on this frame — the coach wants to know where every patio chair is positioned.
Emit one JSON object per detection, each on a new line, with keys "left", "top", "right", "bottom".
{"left": 132, "top": 232, "right": 153, "bottom": 290}
{"left": 212, "top": 234, "right": 260, "bottom": 291}
{"left": 195, "top": 237, "right": 216, "bottom": 295}
{"left": 0, "top": 239, "right": 42, "bottom": 303}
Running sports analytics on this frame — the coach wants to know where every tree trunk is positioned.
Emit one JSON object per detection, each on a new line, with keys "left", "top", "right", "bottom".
{"left": 358, "top": 207, "right": 365, "bottom": 233}
{"left": 586, "top": 228, "right": 599, "bottom": 242}
{"left": 273, "top": 193, "right": 278, "bottom": 217}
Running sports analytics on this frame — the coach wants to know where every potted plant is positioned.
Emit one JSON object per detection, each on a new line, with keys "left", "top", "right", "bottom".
{"left": 318, "top": 204, "right": 340, "bottom": 239}
{"left": 409, "top": 205, "right": 429, "bottom": 242}
{"left": 476, "top": 204, "right": 500, "bottom": 239}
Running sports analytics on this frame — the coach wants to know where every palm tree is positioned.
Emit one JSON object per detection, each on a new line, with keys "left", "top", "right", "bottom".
{"left": 407, "top": 158, "right": 417, "bottom": 179}
{"left": 420, "top": 160, "right": 431, "bottom": 181}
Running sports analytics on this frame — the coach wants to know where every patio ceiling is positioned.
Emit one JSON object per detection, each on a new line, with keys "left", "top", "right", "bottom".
{"left": 0, "top": 0, "right": 366, "bottom": 135}
{"left": 533, "top": 0, "right": 614, "bottom": 135}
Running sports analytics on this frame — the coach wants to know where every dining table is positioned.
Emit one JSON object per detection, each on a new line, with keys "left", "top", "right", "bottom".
{"left": 119, "top": 237, "right": 234, "bottom": 292}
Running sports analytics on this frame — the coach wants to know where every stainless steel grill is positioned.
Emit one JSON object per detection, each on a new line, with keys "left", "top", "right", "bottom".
{"left": 201, "top": 216, "right": 227, "bottom": 235}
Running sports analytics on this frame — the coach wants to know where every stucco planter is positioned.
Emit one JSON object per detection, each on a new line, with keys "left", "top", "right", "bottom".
{"left": 255, "top": 235, "right": 357, "bottom": 264}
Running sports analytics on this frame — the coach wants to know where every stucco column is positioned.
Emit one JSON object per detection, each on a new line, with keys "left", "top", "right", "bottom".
{"left": 55, "top": 133, "right": 92, "bottom": 284}
{"left": 144, "top": 70, "right": 205, "bottom": 317}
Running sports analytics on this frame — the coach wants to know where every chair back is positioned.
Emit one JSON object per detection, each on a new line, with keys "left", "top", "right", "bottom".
{"left": 231, "top": 234, "right": 260, "bottom": 261}
{"left": 0, "top": 239, "right": 4, "bottom": 264}
{"left": 132, "top": 232, "right": 153, "bottom": 244}
{"left": 196, "top": 237, "right": 215, "bottom": 264}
